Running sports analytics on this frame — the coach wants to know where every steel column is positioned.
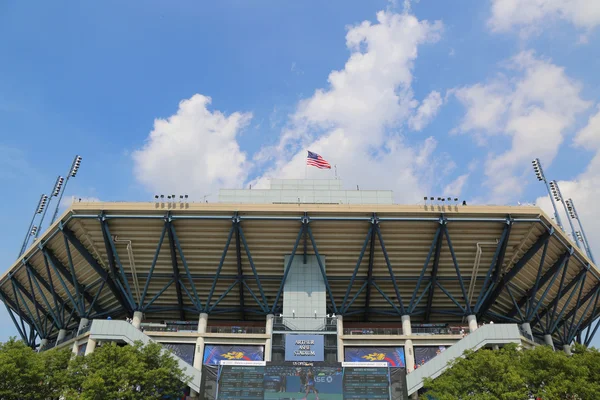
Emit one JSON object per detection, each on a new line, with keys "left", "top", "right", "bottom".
{"left": 526, "top": 240, "right": 549, "bottom": 320}
{"left": 363, "top": 218, "right": 377, "bottom": 319}
{"left": 235, "top": 220, "right": 246, "bottom": 319}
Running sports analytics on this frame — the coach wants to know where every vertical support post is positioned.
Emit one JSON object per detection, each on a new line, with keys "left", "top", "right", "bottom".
{"left": 544, "top": 334, "right": 555, "bottom": 350}
{"left": 56, "top": 329, "right": 67, "bottom": 346}
{"left": 78, "top": 317, "right": 89, "bottom": 334}
{"left": 403, "top": 315, "right": 415, "bottom": 373}
{"left": 467, "top": 314, "right": 478, "bottom": 333}
{"left": 265, "top": 314, "right": 274, "bottom": 362}
{"left": 85, "top": 338, "right": 97, "bottom": 356}
{"left": 132, "top": 311, "right": 143, "bottom": 329}
{"left": 521, "top": 322, "right": 533, "bottom": 338}
{"left": 39, "top": 338, "right": 48, "bottom": 352}
{"left": 336, "top": 315, "right": 344, "bottom": 362}
{"left": 191, "top": 313, "right": 208, "bottom": 398}
{"left": 563, "top": 344, "right": 572, "bottom": 355}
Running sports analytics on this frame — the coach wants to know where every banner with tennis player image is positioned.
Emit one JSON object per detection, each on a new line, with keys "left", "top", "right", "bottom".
{"left": 343, "top": 346, "right": 406, "bottom": 367}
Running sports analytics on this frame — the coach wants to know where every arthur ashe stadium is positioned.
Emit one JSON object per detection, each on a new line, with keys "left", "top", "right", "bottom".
{"left": 1, "top": 157, "right": 599, "bottom": 399}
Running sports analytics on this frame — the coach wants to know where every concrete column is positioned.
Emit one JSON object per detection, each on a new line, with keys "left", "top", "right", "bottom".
{"left": 336, "top": 316, "right": 344, "bottom": 362}
{"left": 190, "top": 313, "right": 208, "bottom": 398}
{"left": 72, "top": 340, "right": 80, "bottom": 355}
{"left": 544, "top": 334, "right": 555, "bottom": 350}
{"left": 78, "top": 317, "right": 89, "bottom": 333}
{"left": 39, "top": 338, "right": 48, "bottom": 352}
{"left": 84, "top": 338, "right": 97, "bottom": 356}
{"left": 265, "top": 314, "right": 274, "bottom": 362}
{"left": 563, "top": 344, "right": 572, "bottom": 356}
{"left": 402, "top": 315, "right": 412, "bottom": 335}
{"left": 521, "top": 322, "right": 533, "bottom": 338}
{"left": 467, "top": 315, "right": 478, "bottom": 333}
{"left": 492, "top": 344, "right": 500, "bottom": 351}
{"left": 56, "top": 329, "right": 67, "bottom": 346}
{"left": 404, "top": 339, "right": 415, "bottom": 373}
{"left": 132, "top": 311, "right": 143, "bottom": 329}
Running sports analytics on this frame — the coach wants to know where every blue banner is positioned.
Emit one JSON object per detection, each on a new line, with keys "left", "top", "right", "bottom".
{"left": 344, "top": 347, "right": 405, "bottom": 367}
{"left": 284, "top": 334, "right": 324, "bottom": 361}
{"left": 203, "top": 344, "right": 264, "bottom": 365}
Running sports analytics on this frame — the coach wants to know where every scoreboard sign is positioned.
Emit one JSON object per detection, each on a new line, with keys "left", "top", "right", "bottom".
{"left": 284, "top": 334, "right": 324, "bottom": 361}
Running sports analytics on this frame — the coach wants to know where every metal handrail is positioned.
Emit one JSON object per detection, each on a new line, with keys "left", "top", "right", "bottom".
{"left": 342, "top": 326, "right": 468, "bottom": 336}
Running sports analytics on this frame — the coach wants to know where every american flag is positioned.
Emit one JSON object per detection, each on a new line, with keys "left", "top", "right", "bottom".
{"left": 306, "top": 151, "right": 331, "bottom": 169}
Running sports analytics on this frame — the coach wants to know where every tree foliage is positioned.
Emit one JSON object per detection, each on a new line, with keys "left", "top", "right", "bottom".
{"left": 422, "top": 343, "right": 600, "bottom": 400}
{"left": 0, "top": 338, "right": 189, "bottom": 400}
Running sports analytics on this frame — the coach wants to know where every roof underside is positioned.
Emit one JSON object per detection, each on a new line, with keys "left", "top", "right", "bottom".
{"left": 1, "top": 202, "right": 598, "bottom": 345}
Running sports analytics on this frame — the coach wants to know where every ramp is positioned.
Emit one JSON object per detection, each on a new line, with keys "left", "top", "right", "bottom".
{"left": 89, "top": 320, "right": 202, "bottom": 392}
{"left": 406, "top": 323, "right": 522, "bottom": 395}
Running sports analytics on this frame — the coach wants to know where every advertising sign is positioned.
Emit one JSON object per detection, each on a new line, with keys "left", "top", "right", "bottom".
{"left": 203, "top": 344, "right": 264, "bottom": 365}
{"left": 344, "top": 347, "right": 406, "bottom": 367}
{"left": 284, "top": 334, "right": 324, "bottom": 361}
{"left": 162, "top": 342, "right": 195, "bottom": 365}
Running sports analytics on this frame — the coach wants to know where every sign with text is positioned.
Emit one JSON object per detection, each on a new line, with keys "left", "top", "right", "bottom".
{"left": 284, "top": 334, "right": 324, "bottom": 361}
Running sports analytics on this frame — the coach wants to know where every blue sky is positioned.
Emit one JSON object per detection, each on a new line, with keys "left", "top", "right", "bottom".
{"left": 1, "top": 1, "right": 600, "bottom": 342}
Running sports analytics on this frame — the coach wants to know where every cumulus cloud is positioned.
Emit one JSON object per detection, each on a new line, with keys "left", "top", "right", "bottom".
{"left": 488, "top": 0, "right": 600, "bottom": 35}
{"left": 132, "top": 94, "right": 252, "bottom": 198}
{"left": 250, "top": 10, "right": 445, "bottom": 202}
{"left": 408, "top": 91, "right": 443, "bottom": 131}
{"left": 453, "top": 51, "right": 590, "bottom": 203}
{"left": 443, "top": 174, "right": 469, "bottom": 197}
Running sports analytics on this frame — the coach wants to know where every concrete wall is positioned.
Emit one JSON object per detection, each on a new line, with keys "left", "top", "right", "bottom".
{"left": 283, "top": 254, "right": 327, "bottom": 331}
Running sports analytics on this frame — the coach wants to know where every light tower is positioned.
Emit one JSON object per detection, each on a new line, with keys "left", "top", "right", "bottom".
{"left": 565, "top": 198, "right": 595, "bottom": 263}
{"left": 18, "top": 194, "right": 48, "bottom": 256}
{"left": 532, "top": 158, "right": 563, "bottom": 230}
{"left": 549, "top": 180, "right": 582, "bottom": 250}
{"left": 50, "top": 155, "right": 82, "bottom": 224}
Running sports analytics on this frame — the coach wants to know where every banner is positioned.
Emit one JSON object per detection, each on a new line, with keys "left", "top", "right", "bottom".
{"left": 203, "top": 344, "right": 264, "bottom": 365}
{"left": 284, "top": 334, "right": 324, "bottom": 361}
{"left": 414, "top": 346, "right": 446, "bottom": 368}
{"left": 162, "top": 343, "right": 196, "bottom": 365}
{"left": 344, "top": 347, "right": 405, "bottom": 367}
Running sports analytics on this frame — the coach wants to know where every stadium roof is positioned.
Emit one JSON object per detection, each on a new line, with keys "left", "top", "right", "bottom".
{"left": 1, "top": 201, "right": 598, "bottom": 346}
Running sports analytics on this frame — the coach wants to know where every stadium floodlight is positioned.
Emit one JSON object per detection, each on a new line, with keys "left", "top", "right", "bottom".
{"left": 567, "top": 198, "right": 595, "bottom": 263}
{"left": 52, "top": 176, "right": 64, "bottom": 197}
{"left": 70, "top": 155, "right": 82, "bottom": 177}
{"left": 531, "top": 158, "right": 563, "bottom": 230}
{"left": 532, "top": 158, "right": 545, "bottom": 181}
{"left": 36, "top": 195, "right": 48, "bottom": 214}
{"left": 50, "top": 155, "right": 84, "bottom": 225}
{"left": 19, "top": 194, "right": 48, "bottom": 256}
{"left": 160, "top": 195, "right": 164, "bottom": 199}
{"left": 549, "top": 180, "right": 581, "bottom": 250}
{"left": 154, "top": 195, "right": 159, "bottom": 199}
{"left": 30, "top": 226, "right": 38, "bottom": 236}
{"left": 454, "top": 198, "right": 458, "bottom": 202}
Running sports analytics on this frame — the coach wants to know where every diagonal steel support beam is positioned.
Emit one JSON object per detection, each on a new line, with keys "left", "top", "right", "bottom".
{"left": 205, "top": 223, "right": 235, "bottom": 312}
{"left": 526, "top": 240, "right": 549, "bottom": 320}
{"left": 548, "top": 274, "right": 585, "bottom": 334}
{"left": 425, "top": 221, "right": 444, "bottom": 322}
{"left": 99, "top": 217, "right": 137, "bottom": 310}
{"left": 30, "top": 260, "right": 73, "bottom": 320}
{"left": 478, "top": 230, "right": 551, "bottom": 317}
{"left": 11, "top": 279, "right": 45, "bottom": 337}
{"left": 375, "top": 224, "right": 405, "bottom": 315}
{"left": 538, "top": 267, "right": 588, "bottom": 323}
{"left": 306, "top": 223, "right": 338, "bottom": 313}
{"left": 43, "top": 247, "right": 103, "bottom": 316}
{"left": 474, "top": 221, "right": 512, "bottom": 312}
{"left": 341, "top": 221, "right": 373, "bottom": 314}
{"left": 2, "top": 299, "right": 28, "bottom": 342}
{"left": 270, "top": 219, "right": 306, "bottom": 314}
{"left": 443, "top": 225, "right": 471, "bottom": 315}
{"left": 62, "top": 226, "right": 132, "bottom": 314}
{"left": 166, "top": 220, "right": 185, "bottom": 320}
{"left": 140, "top": 222, "right": 168, "bottom": 307}
{"left": 567, "top": 287, "right": 599, "bottom": 343}
{"left": 26, "top": 265, "right": 62, "bottom": 328}
{"left": 238, "top": 223, "right": 269, "bottom": 312}
{"left": 556, "top": 280, "right": 599, "bottom": 333}
{"left": 169, "top": 222, "right": 203, "bottom": 311}
{"left": 507, "top": 251, "right": 570, "bottom": 319}
{"left": 409, "top": 226, "right": 442, "bottom": 313}
{"left": 10, "top": 277, "right": 52, "bottom": 331}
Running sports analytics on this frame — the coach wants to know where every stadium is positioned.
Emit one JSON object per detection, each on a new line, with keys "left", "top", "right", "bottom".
{"left": 1, "top": 177, "right": 599, "bottom": 399}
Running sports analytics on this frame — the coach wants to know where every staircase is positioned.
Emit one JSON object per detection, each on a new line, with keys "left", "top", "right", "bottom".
{"left": 89, "top": 320, "right": 202, "bottom": 393}
{"left": 406, "top": 323, "right": 522, "bottom": 395}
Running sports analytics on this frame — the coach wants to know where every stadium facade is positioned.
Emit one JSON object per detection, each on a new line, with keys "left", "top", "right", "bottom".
{"left": 1, "top": 179, "right": 599, "bottom": 398}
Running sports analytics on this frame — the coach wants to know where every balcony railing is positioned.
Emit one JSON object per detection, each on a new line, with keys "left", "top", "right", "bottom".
{"left": 342, "top": 326, "right": 468, "bottom": 336}
{"left": 141, "top": 324, "right": 265, "bottom": 334}
{"left": 273, "top": 316, "right": 337, "bottom": 332}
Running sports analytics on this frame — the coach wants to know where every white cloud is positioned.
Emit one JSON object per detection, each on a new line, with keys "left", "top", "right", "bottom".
{"left": 489, "top": 0, "right": 600, "bottom": 35}
{"left": 251, "top": 10, "right": 445, "bottom": 202}
{"left": 443, "top": 174, "right": 469, "bottom": 197}
{"left": 453, "top": 51, "right": 590, "bottom": 203}
{"left": 132, "top": 94, "right": 252, "bottom": 198}
{"left": 408, "top": 91, "right": 443, "bottom": 131}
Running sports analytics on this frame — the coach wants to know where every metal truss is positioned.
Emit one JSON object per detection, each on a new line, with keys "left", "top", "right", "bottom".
{"left": 2, "top": 211, "right": 600, "bottom": 348}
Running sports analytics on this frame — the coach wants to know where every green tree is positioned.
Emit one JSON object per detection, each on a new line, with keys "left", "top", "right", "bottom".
{"left": 422, "top": 343, "right": 600, "bottom": 400}
{"left": 63, "top": 341, "right": 190, "bottom": 400}
{"left": 0, "top": 337, "right": 70, "bottom": 400}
